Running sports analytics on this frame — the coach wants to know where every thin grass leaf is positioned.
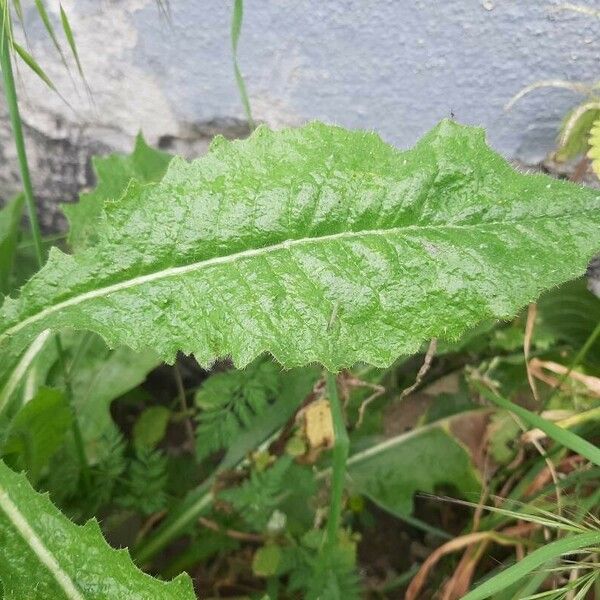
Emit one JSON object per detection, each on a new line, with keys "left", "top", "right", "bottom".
{"left": 474, "top": 383, "right": 600, "bottom": 467}
{"left": 8, "top": 0, "right": 31, "bottom": 52}
{"left": 510, "top": 568, "right": 556, "bottom": 600}
{"left": 521, "top": 570, "right": 597, "bottom": 599}
{"left": 11, "top": 41, "right": 55, "bottom": 90}
{"left": 59, "top": 4, "right": 83, "bottom": 78}
{"left": 572, "top": 574, "right": 597, "bottom": 600}
{"left": 1, "top": 0, "right": 13, "bottom": 55}
{"left": 231, "top": 0, "right": 254, "bottom": 129}
{"left": 154, "top": 0, "right": 171, "bottom": 21}
{"left": 504, "top": 80, "right": 591, "bottom": 112}
{"left": 433, "top": 495, "right": 587, "bottom": 534}
{"left": 0, "top": 330, "right": 52, "bottom": 414}
{"left": 11, "top": 0, "right": 23, "bottom": 26}
{"left": 523, "top": 588, "right": 570, "bottom": 599}
{"left": 33, "top": 0, "right": 65, "bottom": 62}
{"left": 0, "top": 194, "right": 24, "bottom": 297}
{"left": 551, "top": 3, "right": 600, "bottom": 18}
{"left": 462, "top": 531, "right": 600, "bottom": 600}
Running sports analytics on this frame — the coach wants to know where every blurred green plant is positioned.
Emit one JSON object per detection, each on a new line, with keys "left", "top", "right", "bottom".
{"left": 506, "top": 4, "right": 600, "bottom": 175}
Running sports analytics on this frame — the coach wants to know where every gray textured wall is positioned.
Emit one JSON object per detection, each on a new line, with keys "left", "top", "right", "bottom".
{"left": 1, "top": 0, "right": 599, "bottom": 229}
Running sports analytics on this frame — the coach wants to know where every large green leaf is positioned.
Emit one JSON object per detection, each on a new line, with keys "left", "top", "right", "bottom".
{"left": 63, "top": 133, "right": 172, "bottom": 251}
{"left": 0, "top": 195, "right": 24, "bottom": 297}
{"left": 1, "top": 121, "right": 599, "bottom": 374}
{"left": 0, "top": 461, "right": 195, "bottom": 599}
{"left": 347, "top": 411, "right": 483, "bottom": 516}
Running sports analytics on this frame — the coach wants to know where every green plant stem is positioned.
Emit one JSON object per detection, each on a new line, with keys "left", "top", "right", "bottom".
{"left": 173, "top": 364, "right": 195, "bottom": 449}
{"left": 135, "top": 483, "right": 214, "bottom": 566}
{"left": 0, "top": 5, "right": 89, "bottom": 485}
{"left": 0, "top": 5, "right": 43, "bottom": 266}
{"left": 66, "top": 331, "right": 95, "bottom": 379}
{"left": 17, "top": 232, "right": 66, "bottom": 250}
{"left": 324, "top": 371, "right": 349, "bottom": 551}
{"left": 54, "top": 334, "right": 90, "bottom": 488}
{"left": 231, "top": 0, "right": 254, "bottom": 129}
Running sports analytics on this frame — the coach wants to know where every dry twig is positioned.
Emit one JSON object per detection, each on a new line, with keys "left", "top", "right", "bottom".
{"left": 198, "top": 516, "right": 264, "bottom": 543}
{"left": 406, "top": 523, "right": 536, "bottom": 600}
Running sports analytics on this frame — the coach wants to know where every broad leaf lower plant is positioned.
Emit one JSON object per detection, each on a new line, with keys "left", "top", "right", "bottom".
{"left": 346, "top": 410, "right": 485, "bottom": 517}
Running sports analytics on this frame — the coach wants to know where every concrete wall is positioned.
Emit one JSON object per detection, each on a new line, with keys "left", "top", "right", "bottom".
{"left": 1, "top": 0, "right": 598, "bottom": 229}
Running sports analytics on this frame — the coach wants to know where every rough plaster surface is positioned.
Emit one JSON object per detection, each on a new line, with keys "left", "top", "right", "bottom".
{"left": 0, "top": 0, "right": 599, "bottom": 230}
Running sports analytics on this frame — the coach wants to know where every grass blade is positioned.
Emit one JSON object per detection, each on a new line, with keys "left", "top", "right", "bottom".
{"left": 231, "top": 0, "right": 254, "bottom": 129}
{"left": 59, "top": 4, "right": 84, "bottom": 78}
{"left": 0, "top": 13, "right": 44, "bottom": 267}
{"left": 0, "top": 193, "right": 24, "bottom": 296}
{"left": 34, "top": 0, "right": 64, "bottom": 59}
{"left": 11, "top": 0, "right": 23, "bottom": 26}
{"left": 474, "top": 382, "right": 600, "bottom": 466}
{"left": 11, "top": 41, "right": 55, "bottom": 90}
{"left": 462, "top": 531, "right": 600, "bottom": 600}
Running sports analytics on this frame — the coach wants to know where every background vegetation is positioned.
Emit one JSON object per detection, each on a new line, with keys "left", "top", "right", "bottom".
{"left": 0, "top": 2, "right": 598, "bottom": 599}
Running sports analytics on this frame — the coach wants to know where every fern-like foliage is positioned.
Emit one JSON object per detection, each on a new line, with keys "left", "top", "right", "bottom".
{"left": 89, "top": 430, "right": 128, "bottom": 509}
{"left": 117, "top": 448, "right": 169, "bottom": 516}
{"left": 43, "top": 444, "right": 81, "bottom": 508}
{"left": 218, "top": 456, "right": 293, "bottom": 531}
{"left": 46, "top": 432, "right": 169, "bottom": 521}
{"left": 45, "top": 429, "right": 127, "bottom": 520}
{"left": 305, "top": 550, "right": 360, "bottom": 600}
{"left": 287, "top": 531, "right": 360, "bottom": 600}
{"left": 195, "top": 358, "right": 281, "bottom": 460}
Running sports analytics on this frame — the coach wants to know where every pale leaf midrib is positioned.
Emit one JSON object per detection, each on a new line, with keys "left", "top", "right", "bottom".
{"left": 0, "top": 484, "right": 84, "bottom": 600}
{"left": 0, "top": 329, "right": 51, "bottom": 410}
{"left": 0, "top": 213, "right": 596, "bottom": 345}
